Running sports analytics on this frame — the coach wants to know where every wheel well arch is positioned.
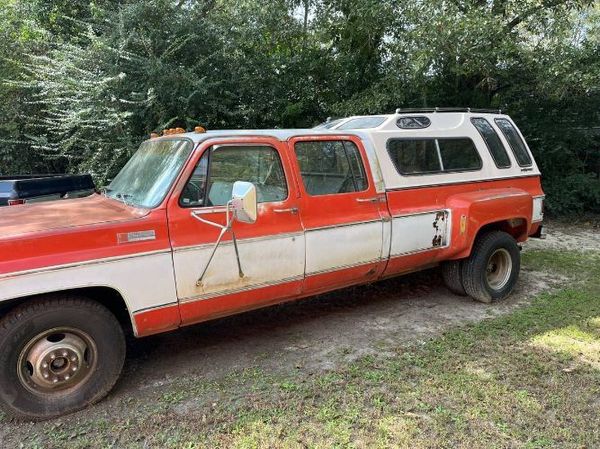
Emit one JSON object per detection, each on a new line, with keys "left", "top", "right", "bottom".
{"left": 476, "top": 217, "right": 529, "bottom": 242}
{"left": 0, "top": 287, "right": 134, "bottom": 337}
{"left": 452, "top": 217, "right": 529, "bottom": 260}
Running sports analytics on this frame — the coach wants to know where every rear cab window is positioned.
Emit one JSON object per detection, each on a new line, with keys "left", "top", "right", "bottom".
{"left": 494, "top": 118, "right": 533, "bottom": 167}
{"left": 294, "top": 140, "right": 368, "bottom": 195}
{"left": 387, "top": 138, "right": 482, "bottom": 175}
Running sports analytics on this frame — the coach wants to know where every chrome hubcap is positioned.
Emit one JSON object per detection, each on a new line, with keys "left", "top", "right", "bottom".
{"left": 18, "top": 328, "right": 96, "bottom": 394}
{"left": 486, "top": 248, "right": 512, "bottom": 290}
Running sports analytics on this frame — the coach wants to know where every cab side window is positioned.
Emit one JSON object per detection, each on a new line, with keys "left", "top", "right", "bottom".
{"left": 294, "top": 140, "right": 368, "bottom": 196}
{"left": 180, "top": 145, "right": 288, "bottom": 207}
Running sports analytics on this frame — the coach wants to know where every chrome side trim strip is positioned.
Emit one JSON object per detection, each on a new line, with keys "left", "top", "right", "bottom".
{"left": 391, "top": 209, "right": 447, "bottom": 219}
{"left": 0, "top": 249, "right": 172, "bottom": 281}
{"left": 173, "top": 231, "right": 304, "bottom": 253}
{"left": 306, "top": 218, "right": 382, "bottom": 232}
{"left": 179, "top": 275, "right": 304, "bottom": 303}
{"left": 389, "top": 245, "right": 447, "bottom": 259}
{"left": 306, "top": 258, "right": 381, "bottom": 276}
{"left": 173, "top": 220, "right": 384, "bottom": 252}
{"left": 132, "top": 301, "right": 179, "bottom": 315}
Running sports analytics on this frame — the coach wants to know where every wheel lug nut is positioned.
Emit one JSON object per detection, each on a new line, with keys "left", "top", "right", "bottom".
{"left": 43, "top": 373, "right": 49, "bottom": 379}
{"left": 62, "top": 351, "right": 68, "bottom": 357}
{"left": 72, "top": 367, "right": 78, "bottom": 372}
{"left": 65, "top": 375, "right": 70, "bottom": 380}
{"left": 52, "top": 378, "right": 59, "bottom": 383}
{"left": 50, "top": 353, "right": 56, "bottom": 360}
{"left": 42, "top": 362, "right": 48, "bottom": 368}
{"left": 71, "top": 356, "right": 77, "bottom": 362}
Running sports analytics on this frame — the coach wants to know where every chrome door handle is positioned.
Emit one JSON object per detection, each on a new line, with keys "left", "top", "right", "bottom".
{"left": 356, "top": 197, "right": 379, "bottom": 203}
{"left": 273, "top": 207, "right": 299, "bottom": 214}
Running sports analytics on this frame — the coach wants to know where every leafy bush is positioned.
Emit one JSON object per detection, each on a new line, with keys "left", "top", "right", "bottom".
{"left": 0, "top": 0, "right": 598, "bottom": 213}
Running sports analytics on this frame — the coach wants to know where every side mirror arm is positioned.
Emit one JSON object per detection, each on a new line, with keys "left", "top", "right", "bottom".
{"left": 191, "top": 200, "right": 244, "bottom": 287}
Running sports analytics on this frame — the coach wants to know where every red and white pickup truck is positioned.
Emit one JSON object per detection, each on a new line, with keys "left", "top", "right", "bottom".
{"left": 0, "top": 109, "right": 544, "bottom": 419}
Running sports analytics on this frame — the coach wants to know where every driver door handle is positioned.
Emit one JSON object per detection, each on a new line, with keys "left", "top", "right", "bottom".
{"left": 356, "top": 197, "right": 380, "bottom": 203}
{"left": 273, "top": 207, "right": 299, "bottom": 214}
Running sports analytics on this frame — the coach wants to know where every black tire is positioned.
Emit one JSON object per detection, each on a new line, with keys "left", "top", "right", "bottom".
{"left": 0, "top": 295, "right": 125, "bottom": 420}
{"left": 461, "top": 231, "right": 520, "bottom": 303}
{"left": 441, "top": 260, "right": 467, "bottom": 296}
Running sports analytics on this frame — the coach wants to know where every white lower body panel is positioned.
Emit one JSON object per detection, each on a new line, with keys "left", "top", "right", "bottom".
{"left": 305, "top": 220, "right": 384, "bottom": 274}
{"left": 173, "top": 233, "right": 305, "bottom": 301}
{"left": 0, "top": 251, "right": 178, "bottom": 316}
{"left": 390, "top": 210, "right": 450, "bottom": 257}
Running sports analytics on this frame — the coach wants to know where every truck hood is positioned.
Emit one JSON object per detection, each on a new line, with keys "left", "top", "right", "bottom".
{"left": 0, "top": 194, "right": 149, "bottom": 239}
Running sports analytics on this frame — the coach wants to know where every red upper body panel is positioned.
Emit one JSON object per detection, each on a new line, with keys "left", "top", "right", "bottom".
{"left": 0, "top": 194, "right": 171, "bottom": 275}
{"left": 0, "top": 194, "right": 148, "bottom": 240}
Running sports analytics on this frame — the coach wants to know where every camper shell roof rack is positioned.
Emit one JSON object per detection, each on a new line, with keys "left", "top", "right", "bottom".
{"left": 394, "top": 107, "right": 503, "bottom": 114}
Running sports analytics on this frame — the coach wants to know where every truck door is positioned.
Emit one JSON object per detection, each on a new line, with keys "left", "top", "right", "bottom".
{"left": 166, "top": 137, "right": 305, "bottom": 325}
{"left": 289, "top": 135, "right": 387, "bottom": 293}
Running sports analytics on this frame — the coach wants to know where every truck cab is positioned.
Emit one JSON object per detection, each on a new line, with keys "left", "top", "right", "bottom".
{"left": 0, "top": 109, "right": 544, "bottom": 419}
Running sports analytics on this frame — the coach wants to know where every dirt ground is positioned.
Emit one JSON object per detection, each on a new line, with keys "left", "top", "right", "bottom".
{"left": 1, "top": 220, "right": 598, "bottom": 442}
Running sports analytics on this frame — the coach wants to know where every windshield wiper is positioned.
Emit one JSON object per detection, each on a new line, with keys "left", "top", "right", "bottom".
{"left": 103, "top": 188, "right": 134, "bottom": 206}
{"left": 115, "top": 192, "right": 135, "bottom": 206}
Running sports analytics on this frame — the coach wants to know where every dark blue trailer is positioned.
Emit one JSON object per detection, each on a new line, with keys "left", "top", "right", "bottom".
{"left": 0, "top": 174, "right": 96, "bottom": 206}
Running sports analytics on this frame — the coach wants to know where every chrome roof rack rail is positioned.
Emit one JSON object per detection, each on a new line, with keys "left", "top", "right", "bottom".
{"left": 394, "top": 107, "right": 503, "bottom": 114}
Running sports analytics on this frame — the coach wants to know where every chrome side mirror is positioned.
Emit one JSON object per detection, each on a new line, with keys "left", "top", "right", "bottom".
{"left": 190, "top": 180, "right": 257, "bottom": 287}
{"left": 231, "top": 181, "right": 257, "bottom": 224}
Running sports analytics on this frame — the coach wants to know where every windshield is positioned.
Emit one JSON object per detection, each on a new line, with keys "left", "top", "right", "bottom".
{"left": 106, "top": 139, "right": 193, "bottom": 208}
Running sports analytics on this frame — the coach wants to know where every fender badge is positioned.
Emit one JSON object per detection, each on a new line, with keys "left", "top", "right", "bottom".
{"left": 460, "top": 215, "right": 467, "bottom": 234}
{"left": 117, "top": 230, "right": 156, "bottom": 244}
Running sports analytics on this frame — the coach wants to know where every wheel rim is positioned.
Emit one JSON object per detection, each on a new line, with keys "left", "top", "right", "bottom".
{"left": 17, "top": 327, "right": 97, "bottom": 395}
{"left": 486, "top": 248, "right": 512, "bottom": 290}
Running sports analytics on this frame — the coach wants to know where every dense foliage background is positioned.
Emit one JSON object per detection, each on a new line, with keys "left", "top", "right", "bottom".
{"left": 0, "top": 0, "right": 598, "bottom": 215}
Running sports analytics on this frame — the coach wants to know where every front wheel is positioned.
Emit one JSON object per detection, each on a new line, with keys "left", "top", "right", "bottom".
{"left": 461, "top": 231, "right": 521, "bottom": 303}
{"left": 0, "top": 296, "right": 125, "bottom": 420}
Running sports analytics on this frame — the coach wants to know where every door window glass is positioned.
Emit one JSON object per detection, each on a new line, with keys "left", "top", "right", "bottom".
{"left": 294, "top": 141, "right": 368, "bottom": 195}
{"left": 180, "top": 145, "right": 287, "bottom": 207}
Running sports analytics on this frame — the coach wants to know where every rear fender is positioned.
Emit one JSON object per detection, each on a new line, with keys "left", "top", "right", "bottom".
{"left": 446, "top": 188, "right": 532, "bottom": 260}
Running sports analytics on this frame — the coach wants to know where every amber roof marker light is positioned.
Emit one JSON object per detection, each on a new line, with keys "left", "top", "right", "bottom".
{"left": 195, "top": 126, "right": 206, "bottom": 133}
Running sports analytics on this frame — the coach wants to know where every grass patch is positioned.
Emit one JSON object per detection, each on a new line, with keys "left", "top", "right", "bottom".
{"left": 5, "top": 249, "right": 600, "bottom": 448}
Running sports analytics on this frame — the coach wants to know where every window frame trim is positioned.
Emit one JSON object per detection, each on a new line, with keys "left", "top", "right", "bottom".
{"left": 386, "top": 137, "right": 484, "bottom": 177}
{"left": 470, "top": 117, "right": 512, "bottom": 169}
{"left": 493, "top": 118, "right": 533, "bottom": 168}
{"left": 178, "top": 143, "right": 290, "bottom": 208}
{"left": 293, "top": 139, "right": 371, "bottom": 197}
